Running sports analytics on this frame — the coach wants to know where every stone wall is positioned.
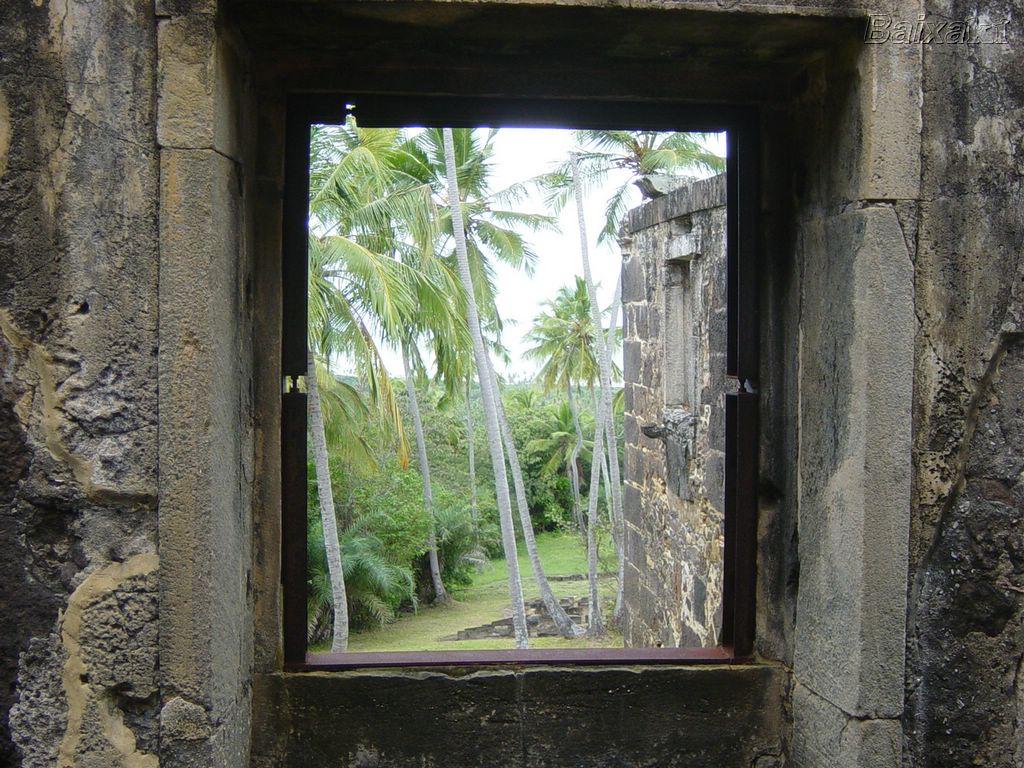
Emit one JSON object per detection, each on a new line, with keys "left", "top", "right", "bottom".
{"left": 907, "top": 1, "right": 1024, "bottom": 763}
{"left": 155, "top": 8, "right": 257, "bottom": 766}
{"left": 777, "top": 34, "right": 920, "bottom": 766}
{"left": 0, "top": 0, "right": 258, "bottom": 765}
{"left": 0, "top": 0, "right": 161, "bottom": 764}
{"left": 251, "top": 666, "right": 786, "bottom": 768}
{"left": 621, "top": 175, "right": 728, "bottom": 649}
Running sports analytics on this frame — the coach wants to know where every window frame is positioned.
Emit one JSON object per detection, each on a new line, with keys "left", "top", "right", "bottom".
{"left": 281, "top": 94, "right": 759, "bottom": 671}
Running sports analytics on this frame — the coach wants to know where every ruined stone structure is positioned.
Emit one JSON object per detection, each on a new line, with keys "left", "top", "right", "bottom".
{"left": 622, "top": 174, "right": 728, "bottom": 649}
{"left": 1, "top": 1, "right": 1022, "bottom": 766}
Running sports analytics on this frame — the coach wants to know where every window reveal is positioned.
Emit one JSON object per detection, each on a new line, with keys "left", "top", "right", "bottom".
{"left": 280, "top": 95, "right": 759, "bottom": 669}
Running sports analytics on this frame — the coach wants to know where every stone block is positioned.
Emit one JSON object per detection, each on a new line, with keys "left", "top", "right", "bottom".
{"left": 906, "top": 337, "right": 1024, "bottom": 768}
{"left": 648, "top": 297, "right": 662, "bottom": 338}
{"left": 623, "top": 412, "right": 639, "bottom": 448}
{"left": 158, "top": 14, "right": 244, "bottom": 160}
{"left": 794, "top": 205, "right": 913, "bottom": 720}
{"left": 623, "top": 339, "right": 642, "bottom": 381}
{"left": 623, "top": 483, "right": 640, "bottom": 523}
{"left": 632, "top": 303, "right": 650, "bottom": 339}
{"left": 791, "top": 683, "right": 901, "bottom": 768}
{"left": 158, "top": 15, "right": 217, "bottom": 149}
{"left": 703, "top": 450, "right": 726, "bottom": 513}
{"left": 78, "top": 572, "right": 158, "bottom": 698}
{"left": 7, "top": 635, "right": 66, "bottom": 768}
{"left": 622, "top": 253, "right": 646, "bottom": 303}
{"left": 623, "top": 381, "right": 635, "bottom": 413}
{"left": 624, "top": 444, "right": 643, "bottom": 484}
{"left": 253, "top": 665, "right": 784, "bottom": 767}
{"left": 519, "top": 666, "right": 783, "bottom": 766}
{"left": 158, "top": 146, "right": 252, "bottom": 751}
{"left": 854, "top": 42, "right": 922, "bottom": 202}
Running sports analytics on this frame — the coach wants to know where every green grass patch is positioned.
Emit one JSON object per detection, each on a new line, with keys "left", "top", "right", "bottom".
{"left": 343, "top": 531, "right": 623, "bottom": 653}
{"left": 468, "top": 530, "right": 589, "bottom": 587}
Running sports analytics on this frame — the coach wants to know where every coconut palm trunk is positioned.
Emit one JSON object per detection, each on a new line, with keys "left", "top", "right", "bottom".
{"left": 603, "top": 276, "right": 627, "bottom": 624}
{"left": 402, "top": 348, "right": 449, "bottom": 603}
{"left": 583, "top": 402, "right": 606, "bottom": 636}
{"left": 566, "top": 381, "right": 585, "bottom": 533}
{"left": 571, "top": 154, "right": 612, "bottom": 637}
{"left": 465, "top": 379, "right": 479, "bottom": 544}
{"left": 307, "top": 349, "right": 350, "bottom": 652}
{"left": 487, "top": 359, "right": 584, "bottom": 638}
{"left": 443, "top": 127, "right": 529, "bottom": 649}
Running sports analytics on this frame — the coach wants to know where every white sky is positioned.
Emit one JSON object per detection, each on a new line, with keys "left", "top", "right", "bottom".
{"left": 488, "top": 128, "right": 629, "bottom": 381}
{"left": 335, "top": 127, "right": 725, "bottom": 382}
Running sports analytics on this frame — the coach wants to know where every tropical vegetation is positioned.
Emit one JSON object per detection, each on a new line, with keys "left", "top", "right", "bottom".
{"left": 304, "top": 119, "right": 722, "bottom": 650}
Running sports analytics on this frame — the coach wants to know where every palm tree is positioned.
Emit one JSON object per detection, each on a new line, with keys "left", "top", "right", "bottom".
{"left": 307, "top": 121, "right": 464, "bottom": 649}
{"left": 487, "top": 358, "right": 584, "bottom": 638}
{"left": 464, "top": 379, "right": 479, "bottom": 544}
{"left": 398, "top": 273, "right": 469, "bottom": 606}
{"left": 320, "top": 118, "right": 476, "bottom": 607}
{"left": 524, "top": 277, "right": 620, "bottom": 533}
{"left": 524, "top": 280, "right": 592, "bottom": 530}
{"left": 407, "top": 127, "right": 584, "bottom": 640}
{"left": 570, "top": 155, "right": 611, "bottom": 636}
{"left": 603, "top": 275, "right": 627, "bottom": 624}
{"left": 401, "top": 353, "right": 449, "bottom": 603}
{"left": 307, "top": 230, "right": 422, "bottom": 652}
{"left": 307, "top": 511, "right": 416, "bottom": 644}
{"left": 395, "top": 128, "right": 557, "bottom": 332}
{"left": 396, "top": 128, "right": 558, "bottom": 607}
{"left": 306, "top": 344, "right": 352, "bottom": 651}
{"left": 526, "top": 399, "right": 594, "bottom": 531}
{"left": 442, "top": 127, "right": 530, "bottom": 648}
{"left": 544, "top": 130, "right": 725, "bottom": 244}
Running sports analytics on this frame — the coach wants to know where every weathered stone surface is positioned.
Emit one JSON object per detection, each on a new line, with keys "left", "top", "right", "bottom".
{"left": 157, "top": 12, "right": 247, "bottom": 161}
{"left": 852, "top": 41, "right": 922, "bottom": 202}
{"left": 7, "top": 635, "right": 66, "bottom": 768}
{"left": 157, "top": 14, "right": 218, "bottom": 150}
{"left": 252, "top": 665, "right": 787, "bottom": 768}
{"left": 906, "top": 337, "right": 1024, "bottom": 767}
{"left": 157, "top": 138, "right": 255, "bottom": 768}
{"left": 793, "top": 204, "right": 914, "bottom": 721}
{"left": 10, "top": 555, "right": 160, "bottom": 768}
{"left": 2, "top": 2, "right": 1023, "bottom": 768}
{"left": 78, "top": 571, "right": 159, "bottom": 698}
{"left": 0, "top": 0, "right": 160, "bottom": 761}
{"left": 903, "top": 2, "right": 1024, "bottom": 766}
{"left": 791, "top": 683, "right": 901, "bottom": 768}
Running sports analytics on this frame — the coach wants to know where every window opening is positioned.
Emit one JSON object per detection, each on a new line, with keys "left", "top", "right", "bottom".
{"left": 281, "top": 96, "right": 759, "bottom": 669}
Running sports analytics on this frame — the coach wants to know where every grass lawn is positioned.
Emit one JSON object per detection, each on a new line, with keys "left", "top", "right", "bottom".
{"left": 344, "top": 531, "right": 623, "bottom": 653}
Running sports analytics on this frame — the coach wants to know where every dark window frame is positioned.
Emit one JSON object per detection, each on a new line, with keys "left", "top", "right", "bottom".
{"left": 281, "top": 94, "right": 759, "bottom": 671}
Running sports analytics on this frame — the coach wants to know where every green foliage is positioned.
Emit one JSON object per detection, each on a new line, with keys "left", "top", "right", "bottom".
{"left": 393, "top": 127, "right": 557, "bottom": 335}
{"left": 524, "top": 276, "right": 621, "bottom": 393}
{"left": 539, "top": 129, "right": 725, "bottom": 244}
{"left": 306, "top": 503, "right": 417, "bottom": 640}
{"left": 303, "top": 123, "right": 640, "bottom": 641}
{"left": 346, "top": 458, "right": 433, "bottom": 568}
{"left": 432, "top": 498, "right": 490, "bottom": 589}
{"left": 501, "top": 385, "right": 586, "bottom": 531}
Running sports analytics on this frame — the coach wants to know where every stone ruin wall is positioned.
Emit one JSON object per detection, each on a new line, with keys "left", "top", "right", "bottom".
{"left": 621, "top": 174, "right": 727, "bottom": 649}
{"left": 0, "top": 0, "right": 162, "bottom": 764}
{"left": 0, "top": 0, "right": 257, "bottom": 765}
